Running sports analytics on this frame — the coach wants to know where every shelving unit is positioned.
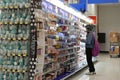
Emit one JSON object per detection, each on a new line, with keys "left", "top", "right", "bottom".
{"left": 109, "top": 42, "right": 120, "bottom": 57}
{"left": 0, "top": 0, "right": 31, "bottom": 79}
{"left": 109, "top": 32, "right": 120, "bottom": 58}
{"left": 0, "top": 0, "right": 41, "bottom": 80}
{"left": 0, "top": 0, "right": 96, "bottom": 80}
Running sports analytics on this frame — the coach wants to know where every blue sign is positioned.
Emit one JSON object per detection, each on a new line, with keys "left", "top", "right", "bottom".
{"left": 70, "top": 0, "right": 119, "bottom": 12}
{"left": 88, "top": 0, "right": 119, "bottom": 4}
{"left": 70, "top": 0, "right": 87, "bottom": 11}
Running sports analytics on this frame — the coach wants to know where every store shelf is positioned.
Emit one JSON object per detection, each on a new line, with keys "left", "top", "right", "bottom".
{"left": 43, "top": 68, "right": 58, "bottom": 75}
{"left": 44, "top": 60, "right": 55, "bottom": 65}
{"left": 55, "top": 59, "right": 97, "bottom": 80}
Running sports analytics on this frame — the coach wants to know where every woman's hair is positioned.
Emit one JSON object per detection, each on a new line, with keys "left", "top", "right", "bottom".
{"left": 85, "top": 24, "right": 93, "bottom": 31}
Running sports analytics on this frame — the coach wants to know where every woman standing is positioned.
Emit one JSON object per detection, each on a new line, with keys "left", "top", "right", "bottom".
{"left": 81, "top": 25, "right": 96, "bottom": 75}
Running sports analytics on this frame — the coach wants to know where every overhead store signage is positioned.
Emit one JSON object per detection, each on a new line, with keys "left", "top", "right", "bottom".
{"left": 88, "top": 0, "right": 119, "bottom": 4}
{"left": 63, "top": 0, "right": 79, "bottom": 4}
{"left": 89, "top": 16, "right": 97, "bottom": 24}
{"left": 70, "top": 0, "right": 87, "bottom": 12}
{"left": 47, "top": 2, "right": 56, "bottom": 13}
{"left": 69, "top": 0, "right": 119, "bottom": 12}
{"left": 58, "top": 8, "right": 70, "bottom": 19}
{"left": 58, "top": 8, "right": 64, "bottom": 17}
{"left": 42, "top": 0, "right": 56, "bottom": 14}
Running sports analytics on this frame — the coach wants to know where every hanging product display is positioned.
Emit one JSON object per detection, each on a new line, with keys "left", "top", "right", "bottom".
{"left": 0, "top": 0, "right": 40, "bottom": 80}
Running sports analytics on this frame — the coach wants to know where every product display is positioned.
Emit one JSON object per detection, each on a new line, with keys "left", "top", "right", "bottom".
{"left": 39, "top": 2, "right": 89, "bottom": 79}
{"left": 0, "top": 0, "right": 39, "bottom": 80}
{"left": 109, "top": 32, "right": 120, "bottom": 57}
{"left": 110, "top": 32, "right": 120, "bottom": 42}
{"left": 0, "top": 0, "right": 95, "bottom": 80}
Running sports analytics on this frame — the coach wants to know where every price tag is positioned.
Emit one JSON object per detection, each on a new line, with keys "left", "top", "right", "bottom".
{"left": 20, "top": 21, "right": 23, "bottom": 24}
{"left": 17, "top": 69, "right": 21, "bottom": 72}
{"left": 23, "top": 70, "right": 26, "bottom": 73}
{"left": 4, "top": 21, "right": 7, "bottom": 24}
{"left": 15, "top": 21, "right": 18, "bottom": 24}
{"left": 23, "top": 37, "right": 27, "bottom": 40}
{"left": 12, "top": 53, "right": 15, "bottom": 56}
{"left": 18, "top": 53, "right": 21, "bottom": 57}
{"left": 12, "top": 69, "right": 15, "bottom": 72}
{"left": 4, "top": 6, "right": 8, "bottom": 9}
{"left": 14, "top": 5, "right": 18, "bottom": 9}
{"left": 9, "top": 6, "right": 13, "bottom": 9}
{"left": 3, "top": 69, "right": 6, "bottom": 72}
{"left": 25, "top": 21, "right": 28, "bottom": 24}
{"left": 7, "top": 69, "right": 10, "bottom": 72}
{"left": 7, "top": 53, "right": 11, "bottom": 56}
{"left": 23, "top": 53, "right": 27, "bottom": 56}
{"left": 8, "top": 38, "right": 11, "bottom": 40}
{"left": 13, "top": 38, "right": 16, "bottom": 41}
{"left": 18, "top": 37, "right": 21, "bottom": 40}
{"left": 3, "top": 37, "right": 5, "bottom": 40}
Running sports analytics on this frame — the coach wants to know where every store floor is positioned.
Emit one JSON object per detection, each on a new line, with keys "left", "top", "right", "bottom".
{"left": 66, "top": 53, "right": 120, "bottom": 80}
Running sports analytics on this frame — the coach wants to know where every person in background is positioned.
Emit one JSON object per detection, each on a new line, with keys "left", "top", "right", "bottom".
{"left": 81, "top": 24, "right": 96, "bottom": 75}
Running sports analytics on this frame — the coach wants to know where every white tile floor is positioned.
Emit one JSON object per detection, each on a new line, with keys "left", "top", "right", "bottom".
{"left": 66, "top": 54, "right": 120, "bottom": 80}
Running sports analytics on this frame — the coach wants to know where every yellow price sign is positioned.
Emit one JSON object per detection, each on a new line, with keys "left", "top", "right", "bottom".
{"left": 23, "top": 70, "right": 26, "bottom": 73}
{"left": 9, "top": 6, "right": 13, "bottom": 9}
{"left": 18, "top": 37, "right": 21, "bottom": 40}
{"left": 20, "top": 21, "right": 23, "bottom": 24}
{"left": 23, "top": 53, "right": 27, "bottom": 56}
{"left": 3, "top": 37, "right": 6, "bottom": 40}
{"left": 12, "top": 53, "right": 15, "bottom": 56}
{"left": 9, "top": 22, "right": 12, "bottom": 25}
{"left": 18, "top": 54, "right": 21, "bottom": 57}
{"left": 4, "top": 21, "right": 7, "bottom": 24}
{"left": 14, "top": 5, "right": 18, "bottom": 9}
{"left": 7, "top": 53, "right": 11, "bottom": 56}
{"left": 17, "top": 69, "right": 21, "bottom": 72}
{"left": 7, "top": 69, "right": 10, "bottom": 72}
{"left": 13, "top": 38, "right": 16, "bottom": 41}
{"left": 15, "top": 21, "right": 18, "bottom": 24}
{"left": 8, "top": 38, "right": 11, "bottom": 40}
{"left": 25, "top": 21, "right": 28, "bottom": 24}
{"left": 5, "top": 6, "right": 8, "bottom": 9}
{"left": 23, "top": 37, "right": 27, "bottom": 40}
{"left": 12, "top": 69, "right": 15, "bottom": 72}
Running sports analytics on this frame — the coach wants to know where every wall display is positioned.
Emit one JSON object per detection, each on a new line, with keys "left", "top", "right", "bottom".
{"left": 0, "top": 0, "right": 40, "bottom": 80}
{"left": 0, "top": 0, "right": 31, "bottom": 80}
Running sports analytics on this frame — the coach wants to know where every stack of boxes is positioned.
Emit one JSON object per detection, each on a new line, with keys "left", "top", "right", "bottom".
{"left": 109, "top": 32, "right": 120, "bottom": 54}
{"left": 110, "top": 32, "right": 120, "bottom": 42}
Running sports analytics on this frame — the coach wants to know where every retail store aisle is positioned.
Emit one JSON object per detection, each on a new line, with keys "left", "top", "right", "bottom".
{"left": 66, "top": 54, "right": 120, "bottom": 80}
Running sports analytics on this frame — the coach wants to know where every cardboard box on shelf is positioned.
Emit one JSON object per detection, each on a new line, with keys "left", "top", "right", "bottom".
{"left": 113, "top": 46, "right": 119, "bottom": 54}
{"left": 110, "top": 32, "right": 120, "bottom": 42}
{"left": 110, "top": 46, "right": 119, "bottom": 54}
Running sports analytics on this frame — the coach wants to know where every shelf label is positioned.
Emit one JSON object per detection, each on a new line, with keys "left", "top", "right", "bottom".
{"left": 64, "top": 11, "right": 69, "bottom": 19}
{"left": 42, "top": 1, "right": 56, "bottom": 14}
{"left": 58, "top": 8, "right": 64, "bottom": 17}
{"left": 42, "top": 1, "right": 48, "bottom": 11}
